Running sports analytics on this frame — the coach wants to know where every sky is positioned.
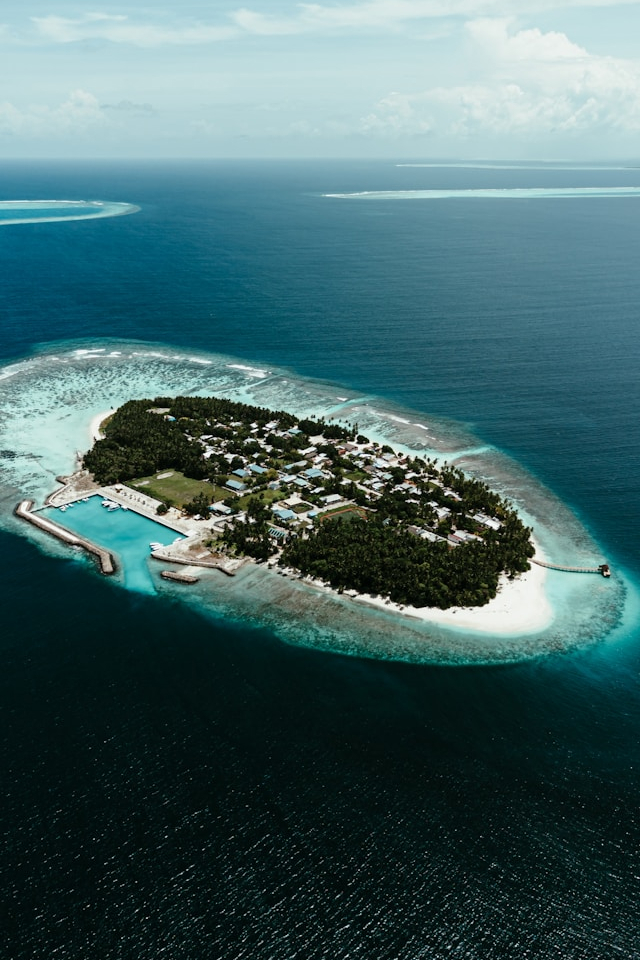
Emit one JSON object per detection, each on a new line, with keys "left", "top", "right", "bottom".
{"left": 2, "top": 0, "right": 640, "bottom": 159}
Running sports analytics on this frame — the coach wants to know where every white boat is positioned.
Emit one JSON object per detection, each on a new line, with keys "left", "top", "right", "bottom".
{"left": 149, "top": 542, "right": 163, "bottom": 550}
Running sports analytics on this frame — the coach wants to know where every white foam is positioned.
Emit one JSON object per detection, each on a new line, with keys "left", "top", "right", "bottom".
{"left": 379, "top": 412, "right": 411, "bottom": 425}
{"left": 396, "top": 163, "right": 635, "bottom": 171}
{"left": 324, "top": 187, "right": 640, "bottom": 201}
{"left": 227, "top": 363, "right": 269, "bottom": 378}
{"left": 0, "top": 337, "right": 629, "bottom": 665}
{"left": 0, "top": 199, "right": 139, "bottom": 226}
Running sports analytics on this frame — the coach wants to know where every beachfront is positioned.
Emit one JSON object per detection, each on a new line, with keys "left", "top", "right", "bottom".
{"left": 16, "top": 407, "right": 556, "bottom": 637}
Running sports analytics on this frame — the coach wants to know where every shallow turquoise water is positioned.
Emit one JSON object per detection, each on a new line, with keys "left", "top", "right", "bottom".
{"left": 42, "top": 496, "right": 183, "bottom": 593}
{"left": 0, "top": 199, "right": 138, "bottom": 225}
{"left": 3, "top": 160, "right": 640, "bottom": 958}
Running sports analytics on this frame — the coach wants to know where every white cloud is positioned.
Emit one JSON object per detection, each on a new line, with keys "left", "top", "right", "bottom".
{"left": 358, "top": 20, "right": 640, "bottom": 141}
{"left": 0, "top": 89, "right": 108, "bottom": 138}
{"left": 232, "top": 0, "right": 640, "bottom": 36}
{"left": 19, "top": 1, "right": 640, "bottom": 48}
{"left": 31, "top": 14, "right": 237, "bottom": 47}
{"left": 231, "top": 8, "right": 305, "bottom": 35}
{"left": 466, "top": 17, "right": 588, "bottom": 61}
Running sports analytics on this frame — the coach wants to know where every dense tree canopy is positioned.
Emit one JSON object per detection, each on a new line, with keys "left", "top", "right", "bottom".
{"left": 83, "top": 395, "right": 535, "bottom": 610}
{"left": 281, "top": 513, "right": 533, "bottom": 608}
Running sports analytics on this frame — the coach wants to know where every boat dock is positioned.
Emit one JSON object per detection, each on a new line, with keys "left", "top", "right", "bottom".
{"left": 14, "top": 500, "right": 116, "bottom": 575}
{"left": 531, "top": 558, "right": 611, "bottom": 577}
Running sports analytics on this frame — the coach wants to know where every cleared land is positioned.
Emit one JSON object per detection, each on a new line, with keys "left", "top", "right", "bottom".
{"left": 127, "top": 471, "right": 226, "bottom": 508}
{"left": 321, "top": 506, "right": 369, "bottom": 522}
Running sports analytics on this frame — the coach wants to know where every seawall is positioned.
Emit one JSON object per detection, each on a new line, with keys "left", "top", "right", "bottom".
{"left": 15, "top": 500, "right": 117, "bottom": 575}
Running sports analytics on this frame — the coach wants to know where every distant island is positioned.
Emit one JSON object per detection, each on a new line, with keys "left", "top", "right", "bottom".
{"left": 82, "top": 396, "right": 535, "bottom": 610}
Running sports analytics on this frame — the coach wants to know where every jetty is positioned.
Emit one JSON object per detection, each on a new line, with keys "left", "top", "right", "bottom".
{"left": 531, "top": 557, "right": 610, "bottom": 577}
{"left": 160, "top": 570, "right": 200, "bottom": 584}
{"left": 14, "top": 500, "right": 116, "bottom": 575}
{"left": 149, "top": 550, "right": 241, "bottom": 576}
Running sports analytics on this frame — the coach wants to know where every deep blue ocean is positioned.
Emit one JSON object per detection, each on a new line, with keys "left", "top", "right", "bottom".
{"left": 2, "top": 159, "right": 640, "bottom": 958}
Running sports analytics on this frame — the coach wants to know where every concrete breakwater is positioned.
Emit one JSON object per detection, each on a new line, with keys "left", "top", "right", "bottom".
{"left": 15, "top": 500, "right": 116, "bottom": 575}
{"left": 160, "top": 570, "right": 200, "bottom": 584}
{"left": 149, "top": 550, "right": 242, "bottom": 576}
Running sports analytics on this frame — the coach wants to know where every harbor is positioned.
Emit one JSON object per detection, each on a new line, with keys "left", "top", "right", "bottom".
{"left": 14, "top": 499, "right": 116, "bottom": 575}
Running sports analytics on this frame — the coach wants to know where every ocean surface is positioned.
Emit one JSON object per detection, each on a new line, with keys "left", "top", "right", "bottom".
{"left": 2, "top": 159, "right": 640, "bottom": 957}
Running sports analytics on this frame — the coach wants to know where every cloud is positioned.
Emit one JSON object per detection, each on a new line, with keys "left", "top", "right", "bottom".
{"left": 232, "top": 0, "right": 640, "bottom": 36}
{"left": 0, "top": 89, "right": 108, "bottom": 138}
{"left": 101, "top": 100, "right": 156, "bottom": 116}
{"left": 358, "top": 20, "right": 640, "bottom": 141}
{"left": 22, "top": 1, "right": 640, "bottom": 48}
{"left": 31, "top": 13, "right": 237, "bottom": 47}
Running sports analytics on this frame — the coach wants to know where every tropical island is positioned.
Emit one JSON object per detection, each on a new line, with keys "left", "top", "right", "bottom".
{"left": 81, "top": 395, "right": 535, "bottom": 610}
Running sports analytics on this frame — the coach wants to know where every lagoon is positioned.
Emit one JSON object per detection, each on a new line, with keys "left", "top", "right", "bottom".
{"left": 42, "top": 496, "right": 183, "bottom": 593}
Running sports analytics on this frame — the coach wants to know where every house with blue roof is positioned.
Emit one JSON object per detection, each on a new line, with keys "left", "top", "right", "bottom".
{"left": 225, "top": 478, "right": 246, "bottom": 493}
{"left": 303, "top": 467, "right": 324, "bottom": 480}
{"left": 272, "top": 507, "right": 296, "bottom": 522}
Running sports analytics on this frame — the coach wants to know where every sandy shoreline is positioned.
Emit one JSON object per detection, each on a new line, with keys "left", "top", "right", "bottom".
{"left": 81, "top": 410, "right": 554, "bottom": 638}
{"left": 350, "top": 556, "right": 552, "bottom": 635}
{"left": 284, "top": 538, "right": 553, "bottom": 637}
{"left": 88, "top": 409, "right": 112, "bottom": 443}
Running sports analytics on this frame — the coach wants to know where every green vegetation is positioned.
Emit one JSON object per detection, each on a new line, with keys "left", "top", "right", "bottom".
{"left": 281, "top": 512, "right": 533, "bottom": 608}
{"left": 126, "top": 471, "right": 223, "bottom": 509}
{"left": 83, "top": 394, "right": 535, "bottom": 610}
{"left": 321, "top": 506, "right": 368, "bottom": 522}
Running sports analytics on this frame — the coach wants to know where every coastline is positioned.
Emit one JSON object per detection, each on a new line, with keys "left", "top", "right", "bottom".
{"left": 88, "top": 409, "right": 112, "bottom": 443}
{"left": 78, "top": 407, "right": 554, "bottom": 638}
{"left": 351, "top": 553, "right": 552, "bottom": 635}
{"left": 282, "top": 538, "right": 552, "bottom": 638}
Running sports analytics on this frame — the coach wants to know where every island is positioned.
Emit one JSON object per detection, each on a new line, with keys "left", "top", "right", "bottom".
{"left": 79, "top": 395, "right": 536, "bottom": 610}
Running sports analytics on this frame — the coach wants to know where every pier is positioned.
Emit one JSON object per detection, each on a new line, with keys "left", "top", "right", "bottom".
{"left": 531, "top": 558, "right": 610, "bottom": 577}
{"left": 14, "top": 500, "right": 116, "bottom": 575}
{"left": 149, "top": 550, "right": 241, "bottom": 576}
{"left": 160, "top": 569, "right": 200, "bottom": 584}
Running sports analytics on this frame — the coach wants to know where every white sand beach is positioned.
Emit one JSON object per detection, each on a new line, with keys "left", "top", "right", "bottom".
{"left": 88, "top": 410, "right": 112, "bottom": 443}
{"left": 352, "top": 557, "right": 552, "bottom": 636}
{"left": 82, "top": 408, "right": 554, "bottom": 638}
{"left": 288, "top": 537, "right": 553, "bottom": 637}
